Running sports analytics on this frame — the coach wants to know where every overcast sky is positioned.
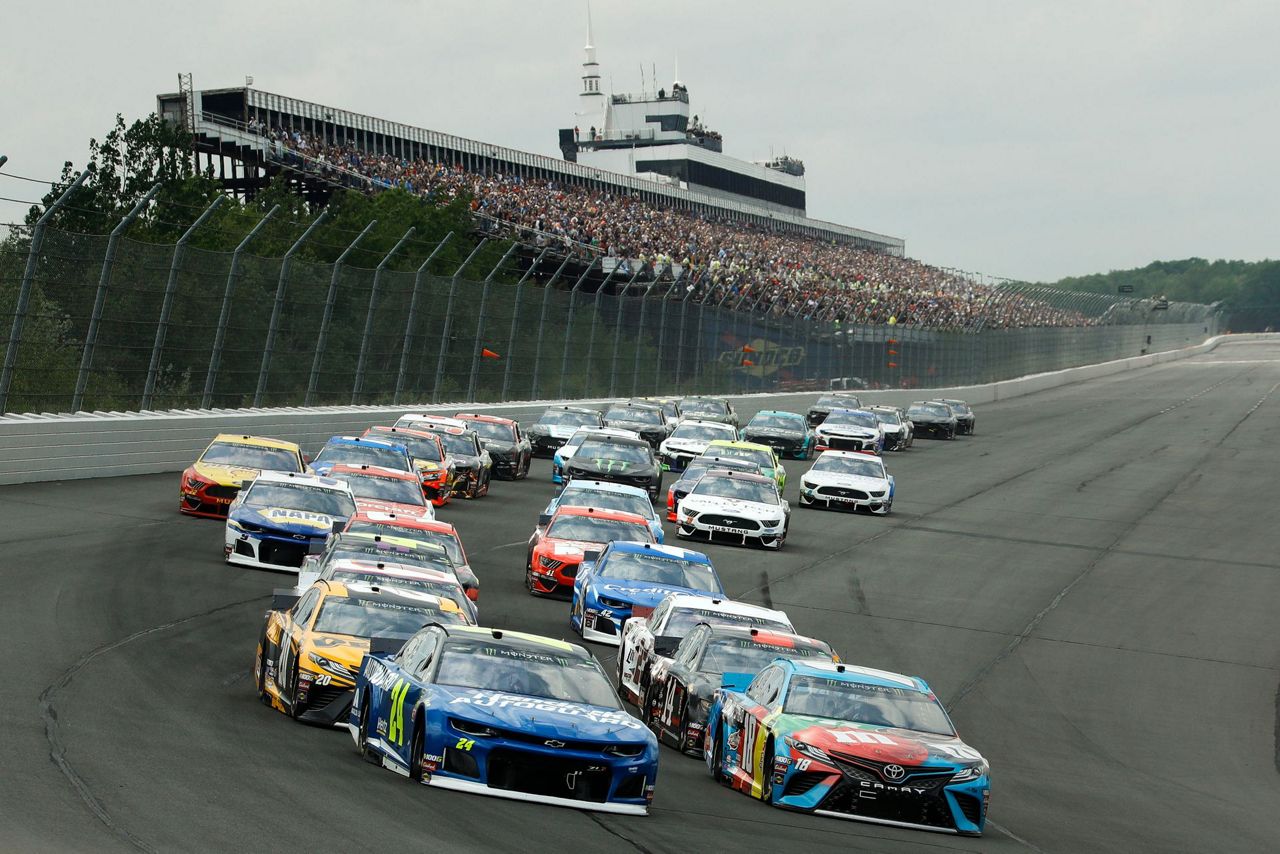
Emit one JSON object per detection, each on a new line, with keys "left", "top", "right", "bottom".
{"left": 3, "top": 0, "right": 1276, "bottom": 281}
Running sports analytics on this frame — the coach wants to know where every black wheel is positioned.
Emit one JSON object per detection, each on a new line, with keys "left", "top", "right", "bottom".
{"left": 409, "top": 719, "right": 427, "bottom": 783}
{"left": 357, "top": 692, "right": 379, "bottom": 764}
{"left": 254, "top": 634, "right": 270, "bottom": 705}
{"left": 761, "top": 740, "right": 775, "bottom": 803}
{"left": 642, "top": 683, "right": 662, "bottom": 736}
{"left": 286, "top": 655, "right": 303, "bottom": 719}
{"left": 710, "top": 720, "right": 728, "bottom": 784}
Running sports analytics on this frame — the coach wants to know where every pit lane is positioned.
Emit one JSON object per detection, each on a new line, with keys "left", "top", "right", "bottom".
{"left": 2, "top": 338, "right": 1278, "bottom": 853}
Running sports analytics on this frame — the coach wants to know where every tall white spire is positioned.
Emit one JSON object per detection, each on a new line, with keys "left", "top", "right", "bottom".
{"left": 578, "top": 0, "right": 606, "bottom": 130}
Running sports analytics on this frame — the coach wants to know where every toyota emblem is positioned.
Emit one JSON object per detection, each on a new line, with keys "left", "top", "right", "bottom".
{"left": 544, "top": 739, "right": 566, "bottom": 748}
{"left": 882, "top": 764, "right": 906, "bottom": 782}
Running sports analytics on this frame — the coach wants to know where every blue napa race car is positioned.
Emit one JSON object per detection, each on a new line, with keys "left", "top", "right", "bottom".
{"left": 350, "top": 625, "right": 659, "bottom": 814}
{"left": 224, "top": 471, "right": 357, "bottom": 572}
{"left": 310, "top": 435, "right": 414, "bottom": 478}
{"left": 705, "top": 659, "right": 990, "bottom": 836}
{"left": 571, "top": 542, "right": 722, "bottom": 646}
{"left": 542, "top": 480, "right": 665, "bottom": 543}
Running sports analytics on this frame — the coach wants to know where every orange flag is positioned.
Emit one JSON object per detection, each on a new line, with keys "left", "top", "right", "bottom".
{"left": 481, "top": 348, "right": 501, "bottom": 360}
{"left": 741, "top": 358, "right": 755, "bottom": 367}
{"left": 741, "top": 344, "right": 756, "bottom": 353}
{"left": 887, "top": 362, "right": 899, "bottom": 368}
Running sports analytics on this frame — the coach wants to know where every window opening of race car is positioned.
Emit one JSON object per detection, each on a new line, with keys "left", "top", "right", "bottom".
{"left": 341, "top": 473, "right": 428, "bottom": 507}
{"left": 783, "top": 676, "right": 957, "bottom": 735}
{"left": 809, "top": 456, "right": 885, "bottom": 478}
{"left": 664, "top": 607, "right": 791, "bottom": 636}
{"left": 201, "top": 442, "right": 301, "bottom": 471}
{"left": 371, "top": 432, "right": 442, "bottom": 462}
{"left": 559, "top": 488, "right": 653, "bottom": 519}
{"left": 690, "top": 476, "right": 779, "bottom": 505}
{"left": 546, "top": 515, "right": 654, "bottom": 543}
{"left": 312, "top": 596, "right": 463, "bottom": 635}
{"left": 597, "top": 552, "right": 721, "bottom": 593}
{"left": 576, "top": 440, "right": 652, "bottom": 464}
{"left": 435, "top": 640, "right": 622, "bottom": 708}
{"left": 464, "top": 420, "right": 516, "bottom": 441}
{"left": 436, "top": 432, "right": 480, "bottom": 456}
{"left": 242, "top": 482, "right": 356, "bottom": 517}
{"left": 313, "top": 444, "right": 407, "bottom": 470}
{"left": 681, "top": 399, "right": 730, "bottom": 417}
{"left": 748, "top": 414, "right": 803, "bottom": 430}
{"left": 540, "top": 409, "right": 602, "bottom": 428}
{"left": 699, "top": 639, "right": 830, "bottom": 674}
{"left": 824, "top": 410, "right": 879, "bottom": 428}
{"left": 606, "top": 406, "right": 662, "bottom": 425}
{"left": 871, "top": 410, "right": 902, "bottom": 425}
{"left": 670, "top": 423, "right": 734, "bottom": 442}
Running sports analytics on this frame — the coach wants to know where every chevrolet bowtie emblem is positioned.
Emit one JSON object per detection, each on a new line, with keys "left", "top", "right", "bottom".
{"left": 544, "top": 739, "right": 566, "bottom": 748}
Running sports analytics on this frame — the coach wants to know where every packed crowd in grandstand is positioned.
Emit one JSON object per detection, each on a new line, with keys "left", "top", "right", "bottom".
{"left": 266, "top": 128, "right": 1090, "bottom": 329}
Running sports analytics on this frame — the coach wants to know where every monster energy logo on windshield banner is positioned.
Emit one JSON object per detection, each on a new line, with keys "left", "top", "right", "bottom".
{"left": 592, "top": 459, "right": 629, "bottom": 473}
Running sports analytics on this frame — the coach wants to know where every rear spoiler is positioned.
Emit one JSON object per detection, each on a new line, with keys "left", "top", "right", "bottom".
{"left": 369, "top": 636, "right": 409, "bottom": 656}
{"left": 720, "top": 671, "right": 754, "bottom": 693}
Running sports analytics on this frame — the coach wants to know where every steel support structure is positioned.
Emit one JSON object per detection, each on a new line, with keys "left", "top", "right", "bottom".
{"left": 527, "top": 254, "right": 573, "bottom": 400}
{"left": 466, "top": 244, "right": 518, "bottom": 402}
{"left": 393, "top": 232, "right": 453, "bottom": 404}
{"left": 556, "top": 258, "right": 599, "bottom": 400}
{"left": 498, "top": 247, "right": 549, "bottom": 401}
{"left": 301, "top": 218, "right": 375, "bottom": 406}
{"left": 430, "top": 239, "right": 488, "bottom": 403}
{"left": 351, "top": 226, "right": 415, "bottom": 404}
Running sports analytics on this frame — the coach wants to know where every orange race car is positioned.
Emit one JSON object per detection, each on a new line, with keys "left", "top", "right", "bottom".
{"left": 362, "top": 425, "right": 454, "bottom": 507}
{"left": 180, "top": 434, "right": 307, "bottom": 518}
{"left": 525, "top": 505, "right": 655, "bottom": 598}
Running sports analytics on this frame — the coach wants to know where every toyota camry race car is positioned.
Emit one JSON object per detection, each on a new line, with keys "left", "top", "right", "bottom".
{"left": 665, "top": 456, "right": 762, "bottom": 522}
{"left": 642, "top": 624, "right": 835, "bottom": 755}
{"left": 542, "top": 480, "right": 665, "bottom": 543}
{"left": 813, "top": 409, "right": 884, "bottom": 454}
{"left": 869, "top": 406, "right": 913, "bottom": 451}
{"left": 328, "top": 464, "right": 433, "bottom": 517}
{"left": 343, "top": 512, "right": 479, "bottom": 602}
{"left": 741, "top": 410, "right": 815, "bottom": 460}
{"left": 807, "top": 393, "right": 863, "bottom": 427}
{"left": 570, "top": 542, "right": 722, "bottom": 645}
{"left": 616, "top": 593, "right": 793, "bottom": 707}
{"left": 394, "top": 415, "right": 493, "bottom": 498}
{"left": 349, "top": 625, "right": 659, "bottom": 814}
{"left": 705, "top": 659, "right": 989, "bottom": 836}
{"left": 906, "top": 401, "right": 958, "bottom": 440}
{"left": 930, "top": 399, "right": 975, "bottom": 434}
{"left": 180, "top": 434, "right": 306, "bottom": 517}
{"left": 308, "top": 559, "right": 477, "bottom": 624}
{"left": 362, "top": 426, "right": 454, "bottom": 506}
{"left": 678, "top": 397, "right": 739, "bottom": 429}
{"left": 311, "top": 435, "right": 414, "bottom": 477}
{"left": 799, "top": 451, "right": 895, "bottom": 514}
{"left": 701, "top": 440, "right": 786, "bottom": 490}
{"left": 526, "top": 406, "right": 605, "bottom": 457}
{"left": 306, "top": 531, "right": 476, "bottom": 616}
{"left": 455, "top": 413, "right": 532, "bottom": 479}
{"left": 676, "top": 469, "right": 790, "bottom": 549}
{"left": 562, "top": 434, "right": 664, "bottom": 501}
{"left": 526, "top": 506, "right": 656, "bottom": 598}
{"left": 551, "top": 427, "right": 640, "bottom": 485}
{"left": 657, "top": 419, "right": 739, "bottom": 472}
{"left": 255, "top": 579, "right": 469, "bottom": 725}
{"left": 225, "top": 472, "right": 356, "bottom": 571}
{"left": 603, "top": 402, "right": 674, "bottom": 448}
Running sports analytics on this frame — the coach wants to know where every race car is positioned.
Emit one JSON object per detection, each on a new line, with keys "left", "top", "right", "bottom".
{"left": 526, "top": 405, "right": 604, "bottom": 457}
{"left": 930, "top": 398, "right": 975, "bottom": 435}
{"left": 631, "top": 396, "right": 683, "bottom": 424}
{"left": 254, "top": 579, "right": 469, "bottom": 726}
{"left": 602, "top": 402, "right": 674, "bottom": 448}
{"left": 799, "top": 451, "right": 895, "bottom": 514}
{"left": 570, "top": 542, "right": 722, "bottom": 645}
{"left": 327, "top": 464, "right": 433, "bottom": 517}
{"left": 678, "top": 396, "right": 739, "bottom": 429}
{"left": 310, "top": 435, "right": 414, "bottom": 477}
{"left": 657, "top": 419, "right": 739, "bottom": 472}
{"left": 362, "top": 425, "right": 454, "bottom": 506}
{"left": 642, "top": 624, "right": 835, "bottom": 755}
{"left": 616, "top": 593, "right": 793, "bottom": 707}
{"left": 868, "top": 405, "right": 914, "bottom": 451}
{"left": 542, "top": 480, "right": 665, "bottom": 543}
{"left": 700, "top": 440, "right": 786, "bottom": 490}
{"left": 455, "top": 413, "right": 532, "bottom": 479}
{"left": 906, "top": 401, "right": 958, "bottom": 440}
{"left": 807, "top": 393, "right": 863, "bottom": 427}
{"left": 349, "top": 625, "right": 659, "bottom": 814}
{"left": 813, "top": 408, "right": 884, "bottom": 454}
{"left": 395, "top": 415, "right": 493, "bottom": 497}
{"left": 740, "top": 410, "right": 815, "bottom": 460}
{"left": 180, "top": 433, "right": 306, "bottom": 517}
{"left": 705, "top": 659, "right": 990, "bottom": 836}
{"left": 225, "top": 471, "right": 356, "bottom": 572}
{"left": 665, "top": 456, "right": 763, "bottom": 522}
{"left": 343, "top": 511, "right": 479, "bottom": 601}
{"left": 308, "top": 557, "right": 476, "bottom": 621}
{"left": 304, "top": 531, "right": 455, "bottom": 579}
{"left": 562, "top": 434, "right": 664, "bottom": 501}
{"left": 551, "top": 426, "right": 640, "bottom": 485}
{"left": 676, "top": 469, "right": 790, "bottom": 550}
{"left": 525, "top": 506, "right": 656, "bottom": 598}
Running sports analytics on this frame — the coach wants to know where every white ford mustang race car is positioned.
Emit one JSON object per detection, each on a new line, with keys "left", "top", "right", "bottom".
{"left": 813, "top": 407, "right": 884, "bottom": 453}
{"left": 657, "top": 419, "right": 739, "bottom": 472}
{"left": 799, "top": 450, "right": 895, "bottom": 514}
{"left": 616, "top": 592, "right": 793, "bottom": 706}
{"left": 676, "top": 469, "right": 790, "bottom": 549}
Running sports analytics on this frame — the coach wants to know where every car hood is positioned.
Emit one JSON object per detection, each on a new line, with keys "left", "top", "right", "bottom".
{"left": 232, "top": 505, "right": 341, "bottom": 534}
{"left": 570, "top": 458, "right": 656, "bottom": 476}
{"left": 680, "top": 495, "right": 779, "bottom": 518}
{"left": 744, "top": 427, "right": 804, "bottom": 440}
{"left": 816, "top": 424, "right": 878, "bottom": 438}
{"left": 608, "top": 419, "right": 661, "bottom": 432}
{"left": 910, "top": 414, "right": 951, "bottom": 424}
{"left": 781, "top": 718, "right": 980, "bottom": 770}
{"left": 192, "top": 462, "right": 262, "bottom": 485}
{"left": 438, "top": 686, "right": 649, "bottom": 738}
{"left": 803, "top": 472, "right": 887, "bottom": 490}
{"left": 412, "top": 459, "right": 446, "bottom": 474}
{"left": 353, "top": 498, "right": 429, "bottom": 516}
{"left": 661, "top": 439, "right": 710, "bottom": 455}
{"left": 589, "top": 579, "right": 711, "bottom": 608}
{"left": 301, "top": 632, "right": 370, "bottom": 673}
{"left": 535, "top": 424, "right": 581, "bottom": 440}
{"left": 538, "top": 538, "right": 602, "bottom": 560}
{"left": 480, "top": 440, "right": 517, "bottom": 454}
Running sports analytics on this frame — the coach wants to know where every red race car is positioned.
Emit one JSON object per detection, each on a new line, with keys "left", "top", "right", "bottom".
{"left": 525, "top": 505, "right": 655, "bottom": 598}
{"left": 327, "top": 464, "right": 432, "bottom": 518}
{"left": 362, "top": 425, "right": 453, "bottom": 507}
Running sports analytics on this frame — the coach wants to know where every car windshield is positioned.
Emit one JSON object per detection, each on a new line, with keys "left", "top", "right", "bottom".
{"left": 706, "top": 446, "right": 773, "bottom": 469}
{"left": 437, "top": 432, "right": 479, "bottom": 456}
{"left": 909, "top": 404, "right": 951, "bottom": 418}
{"left": 872, "top": 411, "right": 901, "bottom": 425}
{"left": 681, "top": 399, "right": 729, "bottom": 417}
{"left": 366, "top": 431, "right": 442, "bottom": 462}
{"left": 328, "top": 568, "right": 468, "bottom": 613}
{"left": 598, "top": 552, "right": 720, "bottom": 593}
{"left": 575, "top": 440, "right": 651, "bottom": 465}
{"left": 783, "top": 676, "right": 956, "bottom": 735}
{"left": 692, "top": 476, "right": 778, "bottom": 505}
{"left": 200, "top": 442, "right": 300, "bottom": 471}
{"left": 346, "top": 523, "right": 465, "bottom": 565}
{"left": 435, "top": 640, "right": 621, "bottom": 708}
{"left": 547, "top": 516, "right": 653, "bottom": 544}
{"left": 671, "top": 423, "right": 732, "bottom": 443}
{"left": 825, "top": 411, "right": 878, "bottom": 428}
{"left": 463, "top": 420, "right": 515, "bottom": 441}
{"left": 341, "top": 473, "right": 427, "bottom": 507}
{"left": 749, "top": 414, "right": 801, "bottom": 431}
{"left": 606, "top": 406, "right": 661, "bottom": 425}
{"left": 559, "top": 489, "right": 653, "bottom": 520}
{"left": 243, "top": 482, "right": 355, "bottom": 516}
{"left": 665, "top": 607, "right": 791, "bottom": 636}
{"left": 942, "top": 402, "right": 971, "bottom": 414}
{"left": 817, "top": 396, "right": 861, "bottom": 408}
{"left": 541, "top": 410, "right": 602, "bottom": 428}
{"left": 312, "top": 595, "right": 462, "bottom": 636}
{"left": 698, "top": 638, "right": 831, "bottom": 675}
{"left": 314, "top": 443, "right": 409, "bottom": 471}
{"left": 810, "top": 456, "right": 885, "bottom": 478}
{"left": 329, "top": 543, "right": 453, "bottom": 574}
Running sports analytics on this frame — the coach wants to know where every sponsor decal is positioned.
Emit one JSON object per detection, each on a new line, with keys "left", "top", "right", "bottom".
{"left": 264, "top": 508, "right": 335, "bottom": 525}
{"left": 449, "top": 691, "right": 643, "bottom": 728}
{"left": 388, "top": 679, "right": 410, "bottom": 745}
{"left": 454, "top": 737, "right": 476, "bottom": 751}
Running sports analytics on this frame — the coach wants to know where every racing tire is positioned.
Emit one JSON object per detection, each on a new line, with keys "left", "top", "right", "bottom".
{"left": 761, "top": 740, "right": 775, "bottom": 804}
{"left": 286, "top": 656, "right": 304, "bottom": 720}
{"left": 254, "top": 634, "right": 270, "bottom": 705}
{"left": 710, "top": 722, "right": 728, "bottom": 784}
{"left": 409, "top": 719, "right": 428, "bottom": 784}
{"left": 641, "top": 684, "right": 662, "bottom": 736}
{"left": 357, "top": 692, "right": 380, "bottom": 764}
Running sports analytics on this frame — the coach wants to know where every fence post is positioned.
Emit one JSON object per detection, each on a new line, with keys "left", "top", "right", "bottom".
{"left": 673, "top": 291, "right": 692, "bottom": 393}
{"left": 141, "top": 195, "right": 225, "bottom": 410}
{"left": 693, "top": 302, "right": 708, "bottom": 392}
{"left": 558, "top": 258, "right": 600, "bottom": 400}
{"left": 497, "top": 246, "right": 549, "bottom": 401}
{"left": 631, "top": 268, "right": 665, "bottom": 397}
{"left": 201, "top": 204, "right": 278, "bottom": 408}
{"left": 527, "top": 254, "right": 573, "bottom": 400}
{"left": 351, "top": 226, "right": 415, "bottom": 405}
{"left": 651, "top": 275, "right": 680, "bottom": 395}
{"left": 581, "top": 264, "right": 620, "bottom": 397}
{"left": 394, "top": 232, "right": 453, "bottom": 404}
{"left": 0, "top": 170, "right": 87, "bottom": 414}
{"left": 609, "top": 268, "right": 644, "bottom": 397}
{"left": 255, "top": 210, "right": 330, "bottom": 406}
{"left": 466, "top": 244, "right": 518, "bottom": 402}
{"left": 430, "top": 238, "right": 489, "bottom": 404}
{"left": 302, "top": 218, "right": 375, "bottom": 406}
{"left": 72, "top": 183, "right": 159, "bottom": 412}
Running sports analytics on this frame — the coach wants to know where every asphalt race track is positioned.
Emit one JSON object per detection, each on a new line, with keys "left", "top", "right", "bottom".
{"left": 2, "top": 338, "right": 1278, "bottom": 853}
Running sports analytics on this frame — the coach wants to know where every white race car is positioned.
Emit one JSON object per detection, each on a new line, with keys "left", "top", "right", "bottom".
{"left": 224, "top": 471, "right": 356, "bottom": 571}
{"left": 657, "top": 420, "right": 739, "bottom": 472}
{"left": 798, "top": 450, "right": 895, "bottom": 514}
{"left": 615, "top": 592, "right": 793, "bottom": 706}
{"left": 675, "top": 469, "right": 790, "bottom": 549}
{"left": 869, "top": 404, "right": 914, "bottom": 451}
{"left": 813, "top": 407, "right": 884, "bottom": 454}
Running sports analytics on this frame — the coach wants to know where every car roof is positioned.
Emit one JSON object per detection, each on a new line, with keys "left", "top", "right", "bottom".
{"left": 751, "top": 410, "right": 802, "bottom": 418}
{"left": 328, "top": 463, "right": 420, "bottom": 481}
{"left": 825, "top": 407, "right": 875, "bottom": 417}
{"left": 663, "top": 593, "right": 790, "bottom": 623}
{"left": 551, "top": 506, "right": 651, "bottom": 525}
{"left": 443, "top": 625, "right": 592, "bottom": 658}
{"left": 560, "top": 480, "right": 650, "bottom": 499}
{"left": 324, "top": 435, "right": 406, "bottom": 450}
{"left": 681, "top": 456, "right": 759, "bottom": 473}
{"left": 251, "top": 470, "right": 350, "bottom": 490}
{"left": 334, "top": 531, "right": 449, "bottom": 557}
{"left": 318, "top": 579, "right": 460, "bottom": 612}
{"left": 815, "top": 450, "right": 886, "bottom": 463}
{"left": 674, "top": 419, "right": 736, "bottom": 430}
{"left": 455, "top": 413, "right": 517, "bottom": 425}
{"left": 569, "top": 427, "right": 641, "bottom": 441}
{"left": 350, "top": 511, "right": 456, "bottom": 534}
{"left": 698, "top": 624, "right": 829, "bottom": 650}
{"left": 930, "top": 398, "right": 967, "bottom": 405}
{"left": 679, "top": 396, "right": 728, "bottom": 403}
{"left": 576, "top": 432, "right": 649, "bottom": 448}
{"left": 326, "top": 558, "right": 457, "bottom": 585}
{"left": 209, "top": 433, "right": 300, "bottom": 452}
{"left": 542, "top": 405, "right": 601, "bottom": 415}
{"left": 606, "top": 540, "right": 713, "bottom": 564}
{"left": 609, "top": 401, "right": 662, "bottom": 412}
{"left": 365, "top": 425, "right": 443, "bottom": 442}
{"left": 783, "top": 659, "right": 928, "bottom": 692}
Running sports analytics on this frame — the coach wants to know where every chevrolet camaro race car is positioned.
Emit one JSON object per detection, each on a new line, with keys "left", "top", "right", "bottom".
{"left": 701, "top": 440, "right": 786, "bottom": 490}
{"left": 308, "top": 559, "right": 476, "bottom": 625}
{"left": 807, "top": 394, "right": 863, "bottom": 427}
{"left": 304, "top": 531, "right": 476, "bottom": 618}
{"left": 813, "top": 408, "right": 884, "bottom": 454}
{"left": 349, "top": 625, "right": 660, "bottom": 814}
{"left": 180, "top": 433, "right": 306, "bottom": 517}
{"left": 869, "top": 405, "right": 914, "bottom": 451}
{"left": 603, "top": 402, "right": 674, "bottom": 448}
{"left": 225, "top": 472, "right": 356, "bottom": 571}
{"left": 570, "top": 541, "right": 722, "bottom": 645}
{"left": 616, "top": 593, "right": 793, "bottom": 707}
{"left": 907, "top": 401, "right": 958, "bottom": 439}
{"left": 799, "top": 451, "right": 895, "bottom": 514}
{"left": 562, "top": 434, "right": 664, "bottom": 501}
{"left": 705, "top": 659, "right": 990, "bottom": 836}
{"left": 665, "top": 456, "right": 762, "bottom": 522}
{"left": 526, "top": 506, "right": 655, "bottom": 598}
{"left": 362, "top": 425, "right": 454, "bottom": 506}
{"left": 526, "top": 406, "right": 604, "bottom": 457}
{"left": 311, "top": 435, "right": 414, "bottom": 477}
{"left": 455, "top": 413, "right": 532, "bottom": 479}
{"left": 642, "top": 624, "right": 835, "bottom": 755}
{"left": 676, "top": 469, "right": 790, "bottom": 549}
{"left": 542, "top": 480, "right": 665, "bottom": 543}
{"left": 740, "top": 410, "right": 815, "bottom": 460}
{"left": 657, "top": 419, "right": 739, "bottom": 472}
{"left": 551, "top": 427, "right": 640, "bottom": 485}
{"left": 343, "top": 512, "right": 479, "bottom": 602}
{"left": 255, "top": 579, "right": 469, "bottom": 725}
{"left": 631, "top": 396, "right": 683, "bottom": 424}
{"left": 327, "top": 464, "right": 433, "bottom": 517}
{"left": 678, "top": 396, "right": 739, "bottom": 429}
{"left": 930, "top": 399, "right": 975, "bottom": 434}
